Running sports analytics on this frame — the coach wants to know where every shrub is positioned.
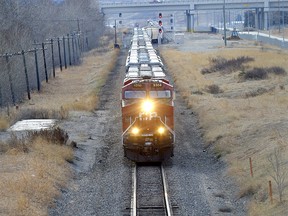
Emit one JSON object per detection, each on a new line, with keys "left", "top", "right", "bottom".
{"left": 219, "top": 207, "right": 232, "bottom": 213}
{"left": 241, "top": 66, "right": 286, "bottom": 81}
{"left": 245, "top": 87, "right": 274, "bottom": 98}
{"left": 243, "top": 68, "right": 268, "bottom": 80}
{"left": 201, "top": 56, "right": 254, "bottom": 74}
{"left": 268, "top": 147, "right": 288, "bottom": 203}
{"left": 27, "top": 127, "right": 69, "bottom": 146}
{"left": 267, "top": 66, "right": 286, "bottom": 75}
{"left": 5, "top": 133, "right": 29, "bottom": 154}
{"left": 201, "top": 68, "right": 212, "bottom": 74}
{"left": 239, "top": 183, "right": 260, "bottom": 198}
{"left": 205, "top": 84, "right": 223, "bottom": 94}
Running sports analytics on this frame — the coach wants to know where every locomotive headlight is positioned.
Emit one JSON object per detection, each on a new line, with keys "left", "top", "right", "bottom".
{"left": 142, "top": 100, "right": 153, "bottom": 113}
{"left": 131, "top": 127, "right": 139, "bottom": 135}
{"left": 158, "top": 127, "right": 165, "bottom": 134}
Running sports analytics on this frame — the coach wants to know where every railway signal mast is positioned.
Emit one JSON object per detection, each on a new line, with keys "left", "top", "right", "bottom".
{"left": 223, "top": 0, "right": 227, "bottom": 46}
{"left": 158, "top": 12, "right": 163, "bottom": 44}
{"left": 170, "top": 14, "right": 174, "bottom": 31}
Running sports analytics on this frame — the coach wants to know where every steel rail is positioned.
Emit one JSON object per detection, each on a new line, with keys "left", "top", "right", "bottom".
{"left": 131, "top": 163, "right": 137, "bottom": 216}
{"left": 161, "top": 164, "right": 174, "bottom": 216}
{"left": 131, "top": 163, "right": 173, "bottom": 216}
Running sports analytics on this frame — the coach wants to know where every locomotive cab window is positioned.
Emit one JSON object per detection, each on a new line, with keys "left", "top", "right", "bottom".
{"left": 125, "top": 91, "right": 146, "bottom": 99}
{"left": 150, "top": 90, "right": 171, "bottom": 99}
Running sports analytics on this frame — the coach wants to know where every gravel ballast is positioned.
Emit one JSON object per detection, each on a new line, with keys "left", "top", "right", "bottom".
{"left": 50, "top": 35, "right": 248, "bottom": 216}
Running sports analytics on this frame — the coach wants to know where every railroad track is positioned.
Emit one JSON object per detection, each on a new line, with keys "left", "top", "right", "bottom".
{"left": 130, "top": 163, "right": 177, "bottom": 216}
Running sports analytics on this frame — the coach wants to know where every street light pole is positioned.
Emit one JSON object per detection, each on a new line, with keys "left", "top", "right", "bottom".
{"left": 278, "top": 0, "right": 281, "bottom": 33}
{"left": 282, "top": 8, "right": 285, "bottom": 42}
{"left": 268, "top": 3, "right": 271, "bottom": 37}
{"left": 114, "top": 19, "right": 117, "bottom": 45}
{"left": 223, "top": 0, "right": 227, "bottom": 46}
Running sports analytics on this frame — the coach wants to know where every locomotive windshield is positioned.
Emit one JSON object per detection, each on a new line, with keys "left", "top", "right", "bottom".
{"left": 125, "top": 91, "right": 146, "bottom": 99}
{"left": 150, "top": 90, "right": 171, "bottom": 98}
{"left": 124, "top": 90, "right": 171, "bottom": 99}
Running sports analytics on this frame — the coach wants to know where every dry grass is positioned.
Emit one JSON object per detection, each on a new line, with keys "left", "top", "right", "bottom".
{"left": 161, "top": 46, "right": 288, "bottom": 215}
{"left": 0, "top": 128, "right": 73, "bottom": 216}
{"left": 0, "top": 115, "right": 9, "bottom": 131}
{"left": 0, "top": 46, "right": 118, "bottom": 128}
{"left": 249, "top": 201, "right": 288, "bottom": 216}
{"left": 0, "top": 46, "right": 119, "bottom": 215}
{"left": 13, "top": 47, "right": 119, "bottom": 118}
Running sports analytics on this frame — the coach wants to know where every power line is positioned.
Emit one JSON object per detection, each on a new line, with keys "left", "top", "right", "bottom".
{"left": 0, "top": 17, "right": 103, "bottom": 22}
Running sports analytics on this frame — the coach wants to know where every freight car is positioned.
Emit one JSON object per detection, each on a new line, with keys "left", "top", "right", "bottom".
{"left": 121, "top": 28, "right": 175, "bottom": 162}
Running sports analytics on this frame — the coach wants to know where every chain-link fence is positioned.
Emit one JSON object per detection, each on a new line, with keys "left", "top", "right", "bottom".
{"left": 0, "top": 30, "right": 101, "bottom": 108}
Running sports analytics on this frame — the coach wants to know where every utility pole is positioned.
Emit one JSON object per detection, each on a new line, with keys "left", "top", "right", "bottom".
{"left": 283, "top": 9, "right": 285, "bottom": 42}
{"left": 114, "top": 19, "right": 119, "bottom": 48}
{"left": 114, "top": 19, "right": 117, "bottom": 44}
{"left": 278, "top": 0, "right": 281, "bottom": 33}
{"left": 77, "top": 18, "right": 80, "bottom": 33}
{"left": 223, "top": 0, "right": 227, "bottom": 46}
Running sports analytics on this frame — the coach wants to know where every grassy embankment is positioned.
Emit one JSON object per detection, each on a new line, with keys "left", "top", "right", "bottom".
{"left": 0, "top": 37, "right": 119, "bottom": 216}
{"left": 161, "top": 46, "right": 288, "bottom": 216}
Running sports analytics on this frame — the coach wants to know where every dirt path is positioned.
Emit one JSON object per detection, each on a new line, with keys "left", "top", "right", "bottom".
{"left": 49, "top": 49, "right": 132, "bottom": 215}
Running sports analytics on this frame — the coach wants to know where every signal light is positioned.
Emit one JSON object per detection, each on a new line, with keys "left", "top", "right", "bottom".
{"left": 159, "top": 13, "right": 162, "bottom": 18}
{"left": 158, "top": 20, "right": 162, "bottom": 26}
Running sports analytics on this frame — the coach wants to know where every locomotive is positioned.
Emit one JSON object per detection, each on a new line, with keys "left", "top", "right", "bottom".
{"left": 121, "top": 28, "right": 175, "bottom": 162}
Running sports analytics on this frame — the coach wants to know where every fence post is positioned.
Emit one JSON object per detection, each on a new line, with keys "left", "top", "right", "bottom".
{"left": 5, "top": 54, "right": 16, "bottom": 105}
{"left": 269, "top": 180, "right": 273, "bottom": 204}
{"left": 42, "top": 42, "right": 48, "bottom": 83}
{"left": 67, "top": 34, "right": 72, "bottom": 66}
{"left": 86, "top": 33, "right": 89, "bottom": 51}
{"left": 249, "top": 157, "right": 253, "bottom": 177}
{"left": 51, "top": 39, "right": 55, "bottom": 77}
{"left": 77, "top": 18, "right": 82, "bottom": 53}
{"left": 57, "top": 37, "right": 62, "bottom": 71}
{"left": 72, "top": 34, "right": 76, "bottom": 64}
{"left": 0, "top": 86, "right": 2, "bottom": 107}
{"left": 75, "top": 35, "right": 79, "bottom": 64}
{"left": 22, "top": 50, "right": 31, "bottom": 100}
{"left": 77, "top": 34, "right": 81, "bottom": 61}
{"left": 34, "top": 48, "right": 40, "bottom": 91}
{"left": 63, "top": 36, "right": 67, "bottom": 69}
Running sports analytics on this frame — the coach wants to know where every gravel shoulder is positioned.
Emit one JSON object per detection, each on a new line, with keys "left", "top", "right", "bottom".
{"left": 49, "top": 50, "right": 132, "bottom": 216}
{"left": 165, "top": 98, "right": 247, "bottom": 215}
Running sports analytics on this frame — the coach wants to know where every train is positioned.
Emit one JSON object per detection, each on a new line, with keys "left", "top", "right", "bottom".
{"left": 121, "top": 28, "right": 175, "bottom": 162}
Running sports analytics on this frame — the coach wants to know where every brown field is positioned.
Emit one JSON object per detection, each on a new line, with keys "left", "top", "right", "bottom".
{"left": 20, "top": 47, "right": 119, "bottom": 113}
{"left": 0, "top": 131, "right": 73, "bottom": 216}
{"left": 161, "top": 46, "right": 288, "bottom": 215}
{"left": 0, "top": 44, "right": 118, "bottom": 216}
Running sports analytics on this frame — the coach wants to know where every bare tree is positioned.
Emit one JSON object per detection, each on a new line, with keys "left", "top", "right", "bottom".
{"left": 268, "top": 147, "right": 288, "bottom": 203}
{"left": 0, "top": 0, "right": 107, "bottom": 106}
{"left": 0, "top": 0, "right": 105, "bottom": 51}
